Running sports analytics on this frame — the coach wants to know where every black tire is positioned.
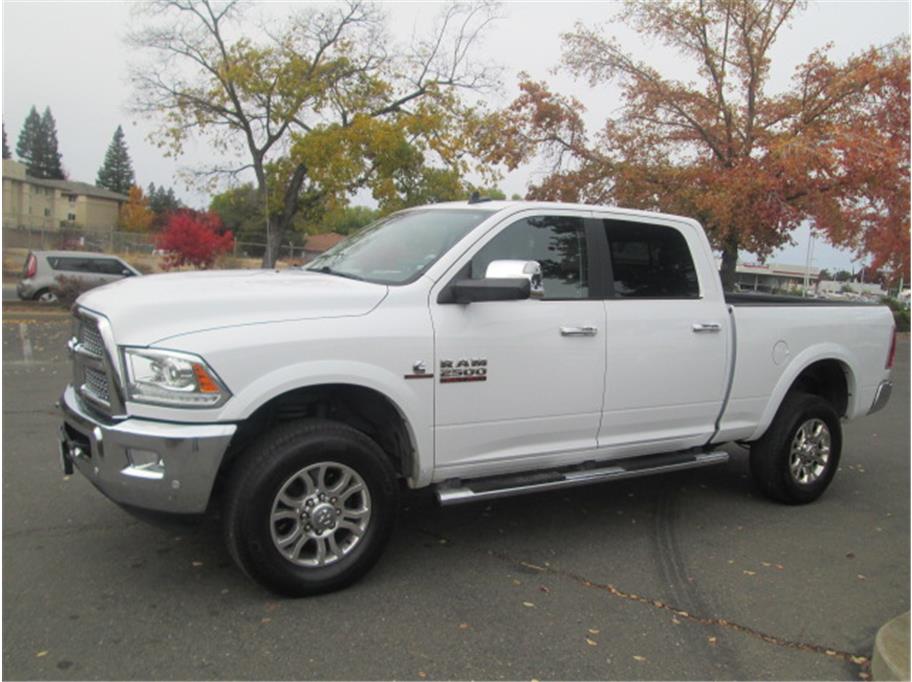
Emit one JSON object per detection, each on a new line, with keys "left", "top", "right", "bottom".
{"left": 222, "top": 418, "right": 399, "bottom": 596}
{"left": 749, "top": 391, "right": 842, "bottom": 504}
{"left": 33, "top": 288, "right": 57, "bottom": 304}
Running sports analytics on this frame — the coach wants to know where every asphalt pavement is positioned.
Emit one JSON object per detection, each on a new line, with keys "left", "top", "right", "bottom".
{"left": 2, "top": 310, "right": 909, "bottom": 680}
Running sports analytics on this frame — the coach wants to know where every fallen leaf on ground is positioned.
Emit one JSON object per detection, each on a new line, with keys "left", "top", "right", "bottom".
{"left": 418, "top": 672, "right": 427, "bottom": 679}
{"left": 633, "top": 655, "right": 646, "bottom": 662}
{"left": 588, "top": 628, "right": 600, "bottom": 635}
{"left": 708, "top": 636, "right": 717, "bottom": 645}
{"left": 36, "top": 651, "right": 48, "bottom": 658}
{"left": 539, "top": 586, "right": 550, "bottom": 593}
{"left": 520, "top": 562, "right": 545, "bottom": 572}
{"left": 458, "top": 623, "right": 470, "bottom": 630}
{"left": 191, "top": 561, "right": 203, "bottom": 567}
{"left": 742, "top": 570, "right": 756, "bottom": 576}
{"left": 261, "top": 618, "right": 271, "bottom": 624}
{"left": 522, "top": 601, "right": 535, "bottom": 608}
{"left": 585, "top": 638, "right": 597, "bottom": 647}
{"left": 671, "top": 617, "right": 681, "bottom": 625}
{"left": 512, "top": 579, "right": 522, "bottom": 586}
{"left": 857, "top": 574, "right": 866, "bottom": 580}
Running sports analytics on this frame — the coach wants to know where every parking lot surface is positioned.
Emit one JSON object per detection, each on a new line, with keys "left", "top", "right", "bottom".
{"left": 3, "top": 311, "right": 909, "bottom": 680}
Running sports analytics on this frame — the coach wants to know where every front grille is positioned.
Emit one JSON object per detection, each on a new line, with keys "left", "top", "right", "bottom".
{"left": 71, "top": 309, "right": 121, "bottom": 416}
{"left": 83, "top": 367, "right": 111, "bottom": 405}
{"left": 79, "top": 319, "right": 105, "bottom": 358}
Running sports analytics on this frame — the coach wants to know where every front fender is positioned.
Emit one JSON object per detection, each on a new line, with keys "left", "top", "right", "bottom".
{"left": 219, "top": 360, "right": 433, "bottom": 487}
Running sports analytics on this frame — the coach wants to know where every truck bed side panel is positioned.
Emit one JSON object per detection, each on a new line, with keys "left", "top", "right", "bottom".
{"left": 716, "top": 305, "right": 894, "bottom": 443}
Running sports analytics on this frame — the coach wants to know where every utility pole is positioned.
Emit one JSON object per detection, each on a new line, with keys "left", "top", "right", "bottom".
{"left": 803, "top": 232, "right": 816, "bottom": 297}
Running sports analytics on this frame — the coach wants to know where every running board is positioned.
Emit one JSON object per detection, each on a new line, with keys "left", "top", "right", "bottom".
{"left": 435, "top": 451, "right": 730, "bottom": 506}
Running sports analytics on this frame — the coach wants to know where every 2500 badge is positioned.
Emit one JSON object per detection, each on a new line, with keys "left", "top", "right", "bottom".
{"left": 440, "top": 358, "right": 487, "bottom": 383}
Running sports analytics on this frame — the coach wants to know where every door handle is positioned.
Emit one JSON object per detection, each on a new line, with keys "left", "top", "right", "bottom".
{"left": 692, "top": 322, "right": 722, "bottom": 333}
{"left": 560, "top": 326, "right": 598, "bottom": 337}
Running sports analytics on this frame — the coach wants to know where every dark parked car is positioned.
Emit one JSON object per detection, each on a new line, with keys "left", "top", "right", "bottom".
{"left": 18, "top": 251, "right": 141, "bottom": 303}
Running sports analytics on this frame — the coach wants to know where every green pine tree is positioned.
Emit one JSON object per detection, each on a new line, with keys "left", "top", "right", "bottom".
{"left": 2, "top": 122, "right": 10, "bottom": 159}
{"left": 96, "top": 125, "right": 135, "bottom": 194}
{"left": 16, "top": 106, "right": 43, "bottom": 175}
{"left": 38, "top": 107, "right": 64, "bottom": 179}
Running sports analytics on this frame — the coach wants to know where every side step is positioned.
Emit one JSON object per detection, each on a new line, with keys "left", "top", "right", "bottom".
{"left": 435, "top": 450, "right": 730, "bottom": 506}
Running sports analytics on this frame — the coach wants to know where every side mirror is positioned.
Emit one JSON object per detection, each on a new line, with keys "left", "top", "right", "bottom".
{"left": 121, "top": 269, "right": 134, "bottom": 277}
{"left": 485, "top": 260, "right": 544, "bottom": 298}
{"left": 450, "top": 277, "right": 530, "bottom": 304}
{"left": 446, "top": 260, "right": 544, "bottom": 304}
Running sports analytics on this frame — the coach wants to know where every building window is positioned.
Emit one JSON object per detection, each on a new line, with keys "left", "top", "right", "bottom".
{"left": 67, "top": 213, "right": 76, "bottom": 221}
{"left": 44, "top": 208, "right": 51, "bottom": 217}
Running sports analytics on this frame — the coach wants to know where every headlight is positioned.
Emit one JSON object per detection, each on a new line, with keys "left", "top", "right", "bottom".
{"left": 122, "top": 348, "right": 231, "bottom": 408}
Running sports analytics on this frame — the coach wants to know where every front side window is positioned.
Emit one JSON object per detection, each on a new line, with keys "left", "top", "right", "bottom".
{"left": 470, "top": 215, "right": 589, "bottom": 300}
{"left": 90, "top": 259, "right": 126, "bottom": 275}
{"left": 307, "top": 208, "right": 494, "bottom": 285}
{"left": 604, "top": 220, "right": 699, "bottom": 299}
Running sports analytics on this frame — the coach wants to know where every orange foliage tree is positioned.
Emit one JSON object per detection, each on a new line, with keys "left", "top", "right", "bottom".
{"left": 119, "top": 185, "right": 155, "bottom": 232}
{"left": 488, "top": 0, "right": 909, "bottom": 288}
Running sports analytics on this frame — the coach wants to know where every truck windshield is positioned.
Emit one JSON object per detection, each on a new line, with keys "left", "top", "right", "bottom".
{"left": 306, "top": 208, "right": 495, "bottom": 285}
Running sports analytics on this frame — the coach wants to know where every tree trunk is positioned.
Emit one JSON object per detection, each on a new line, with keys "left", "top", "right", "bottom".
{"left": 260, "top": 163, "right": 309, "bottom": 269}
{"left": 719, "top": 232, "right": 739, "bottom": 292}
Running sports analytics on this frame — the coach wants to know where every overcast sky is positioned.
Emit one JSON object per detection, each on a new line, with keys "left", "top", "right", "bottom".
{"left": 2, "top": 0, "right": 909, "bottom": 271}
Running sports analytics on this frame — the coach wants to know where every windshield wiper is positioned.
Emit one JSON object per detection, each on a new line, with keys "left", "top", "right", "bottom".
{"left": 315, "top": 265, "right": 366, "bottom": 282}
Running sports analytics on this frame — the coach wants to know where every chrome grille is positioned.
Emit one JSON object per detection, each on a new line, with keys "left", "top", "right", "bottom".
{"left": 79, "top": 319, "right": 105, "bottom": 358}
{"left": 83, "top": 367, "right": 111, "bottom": 404}
{"left": 70, "top": 308, "right": 122, "bottom": 416}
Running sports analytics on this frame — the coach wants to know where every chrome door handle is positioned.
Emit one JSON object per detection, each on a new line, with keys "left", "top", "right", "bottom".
{"left": 560, "top": 326, "right": 598, "bottom": 337}
{"left": 692, "top": 322, "right": 722, "bottom": 333}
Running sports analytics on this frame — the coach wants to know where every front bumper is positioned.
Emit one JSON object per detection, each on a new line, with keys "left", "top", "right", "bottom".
{"left": 869, "top": 380, "right": 893, "bottom": 415}
{"left": 59, "top": 385, "right": 236, "bottom": 514}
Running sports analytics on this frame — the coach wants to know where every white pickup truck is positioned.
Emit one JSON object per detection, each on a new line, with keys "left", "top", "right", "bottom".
{"left": 59, "top": 200, "right": 896, "bottom": 596}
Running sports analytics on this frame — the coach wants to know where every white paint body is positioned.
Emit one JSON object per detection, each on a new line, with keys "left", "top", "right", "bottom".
{"left": 77, "top": 201, "right": 895, "bottom": 490}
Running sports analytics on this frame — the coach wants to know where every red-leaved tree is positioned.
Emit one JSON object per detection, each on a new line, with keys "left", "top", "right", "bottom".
{"left": 156, "top": 210, "right": 234, "bottom": 270}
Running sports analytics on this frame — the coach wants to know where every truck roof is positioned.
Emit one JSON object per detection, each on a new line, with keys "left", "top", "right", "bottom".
{"left": 417, "top": 200, "right": 696, "bottom": 225}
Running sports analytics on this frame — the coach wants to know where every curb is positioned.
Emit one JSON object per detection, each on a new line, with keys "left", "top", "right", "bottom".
{"left": 873, "top": 611, "right": 910, "bottom": 681}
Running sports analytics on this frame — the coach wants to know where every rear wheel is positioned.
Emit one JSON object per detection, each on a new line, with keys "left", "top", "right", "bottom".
{"left": 222, "top": 419, "right": 398, "bottom": 596}
{"left": 750, "top": 392, "right": 842, "bottom": 504}
{"left": 34, "top": 288, "right": 57, "bottom": 304}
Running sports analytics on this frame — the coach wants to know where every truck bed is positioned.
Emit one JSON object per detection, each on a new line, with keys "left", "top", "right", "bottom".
{"left": 725, "top": 292, "right": 878, "bottom": 307}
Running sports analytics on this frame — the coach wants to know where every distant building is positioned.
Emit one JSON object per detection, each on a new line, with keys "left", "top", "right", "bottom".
{"left": 303, "top": 232, "right": 345, "bottom": 261}
{"left": 734, "top": 262, "right": 821, "bottom": 294}
{"left": 2, "top": 159, "right": 128, "bottom": 232}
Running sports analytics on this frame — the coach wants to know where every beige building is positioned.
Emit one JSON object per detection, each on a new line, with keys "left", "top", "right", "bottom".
{"left": 2, "top": 159, "right": 128, "bottom": 232}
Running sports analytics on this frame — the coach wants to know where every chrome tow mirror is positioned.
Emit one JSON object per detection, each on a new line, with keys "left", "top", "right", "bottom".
{"left": 484, "top": 260, "right": 544, "bottom": 298}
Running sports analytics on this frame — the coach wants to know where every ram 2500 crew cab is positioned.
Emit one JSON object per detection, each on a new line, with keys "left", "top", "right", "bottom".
{"left": 59, "top": 201, "right": 896, "bottom": 595}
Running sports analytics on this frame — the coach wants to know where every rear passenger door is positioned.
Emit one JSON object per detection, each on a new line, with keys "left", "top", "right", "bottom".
{"left": 596, "top": 217, "right": 729, "bottom": 456}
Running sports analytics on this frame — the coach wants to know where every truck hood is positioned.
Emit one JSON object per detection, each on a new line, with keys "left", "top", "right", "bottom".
{"left": 77, "top": 269, "right": 388, "bottom": 345}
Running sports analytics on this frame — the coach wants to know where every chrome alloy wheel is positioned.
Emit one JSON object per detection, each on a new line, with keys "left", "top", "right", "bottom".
{"left": 788, "top": 418, "right": 832, "bottom": 485}
{"left": 270, "top": 462, "right": 371, "bottom": 567}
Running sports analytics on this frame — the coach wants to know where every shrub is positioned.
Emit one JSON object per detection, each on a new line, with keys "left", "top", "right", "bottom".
{"left": 51, "top": 275, "right": 99, "bottom": 307}
{"left": 156, "top": 209, "right": 234, "bottom": 270}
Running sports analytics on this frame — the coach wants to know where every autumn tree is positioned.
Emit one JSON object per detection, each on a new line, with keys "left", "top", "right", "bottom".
{"left": 129, "top": 0, "right": 499, "bottom": 267}
{"left": 97, "top": 125, "right": 136, "bottom": 194}
{"left": 119, "top": 185, "right": 155, "bottom": 232}
{"left": 491, "top": 0, "right": 910, "bottom": 288}
{"left": 147, "top": 182, "right": 183, "bottom": 229}
{"left": 156, "top": 209, "right": 234, "bottom": 269}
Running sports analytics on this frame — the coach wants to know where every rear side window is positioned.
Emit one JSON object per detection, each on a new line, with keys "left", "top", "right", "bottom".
{"left": 604, "top": 220, "right": 699, "bottom": 299}
{"left": 49, "top": 257, "right": 93, "bottom": 273}
{"left": 470, "top": 215, "right": 589, "bottom": 300}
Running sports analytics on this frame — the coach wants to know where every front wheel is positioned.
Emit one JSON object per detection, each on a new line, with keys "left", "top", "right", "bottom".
{"left": 34, "top": 288, "right": 58, "bottom": 304}
{"left": 749, "top": 392, "right": 842, "bottom": 504}
{"left": 222, "top": 419, "right": 399, "bottom": 596}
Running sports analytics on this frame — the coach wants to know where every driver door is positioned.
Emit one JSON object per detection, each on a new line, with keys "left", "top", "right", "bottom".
{"left": 430, "top": 211, "right": 607, "bottom": 479}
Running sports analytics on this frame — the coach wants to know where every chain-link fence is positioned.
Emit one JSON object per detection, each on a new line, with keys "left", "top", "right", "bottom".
{"left": 3, "top": 227, "right": 311, "bottom": 262}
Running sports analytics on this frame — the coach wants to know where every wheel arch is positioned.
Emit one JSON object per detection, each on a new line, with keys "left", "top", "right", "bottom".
{"left": 215, "top": 381, "right": 424, "bottom": 499}
{"left": 749, "top": 346, "right": 857, "bottom": 442}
